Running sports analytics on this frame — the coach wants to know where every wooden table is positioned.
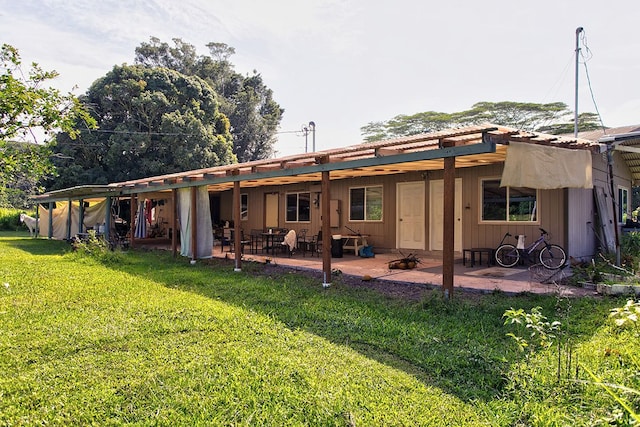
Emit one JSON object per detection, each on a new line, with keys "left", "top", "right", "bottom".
{"left": 342, "top": 235, "right": 369, "bottom": 256}
{"left": 261, "top": 232, "right": 285, "bottom": 255}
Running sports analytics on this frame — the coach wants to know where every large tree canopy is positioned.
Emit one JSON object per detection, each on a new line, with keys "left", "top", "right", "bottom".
{"left": 135, "top": 37, "right": 283, "bottom": 162}
{"left": 50, "top": 65, "right": 235, "bottom": 189}
{"left": 360, "top": 101, "right": 603, "bottom": 142}
{"left": 0, "top": 44, "right": 95, "bottom": 207}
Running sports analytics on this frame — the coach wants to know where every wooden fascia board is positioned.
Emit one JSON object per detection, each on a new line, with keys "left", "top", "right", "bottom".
{"left": 32, "top": 188, "right": 123, "bottom": 203}
{"left": 375, "top": 147, "right": 404, "bottom": 157}
{"left": 133, "top": 141, "right": 497, "bottom": 192}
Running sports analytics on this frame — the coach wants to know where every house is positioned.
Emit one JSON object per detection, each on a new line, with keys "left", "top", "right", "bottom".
{"left": 32, "top": 123, "right": 639, "bottom": 292}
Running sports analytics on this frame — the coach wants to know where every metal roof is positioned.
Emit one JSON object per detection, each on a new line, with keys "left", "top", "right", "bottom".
{"left": 33, "top": 123, "right": 600, "bottom": 203}
{"left": 574, "top": 125, "right": 640, "bottom": 182}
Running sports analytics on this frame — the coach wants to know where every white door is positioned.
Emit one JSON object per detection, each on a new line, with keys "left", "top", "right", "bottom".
{"left": 429, "top": 179, "right": 462, "bottom": 251}
{"left": 396, "top": 181, "right": 425, "bottom": 250}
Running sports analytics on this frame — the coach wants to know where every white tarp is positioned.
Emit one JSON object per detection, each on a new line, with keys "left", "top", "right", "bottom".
{"left": 37, "top": 199, "right": 107, "bottom": 239}
{"left": 38, "top": 202, "right": 70, "bottom": 240}
{"left": 500, "top": 141, "right": 593, "bottom": 189}
{"left": 177, "top": 186, "right": 213, "bottom": 259}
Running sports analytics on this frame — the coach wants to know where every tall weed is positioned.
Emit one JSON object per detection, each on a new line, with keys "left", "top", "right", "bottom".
{"left": 69, "top": 230, "right": 125, "bottom": 265}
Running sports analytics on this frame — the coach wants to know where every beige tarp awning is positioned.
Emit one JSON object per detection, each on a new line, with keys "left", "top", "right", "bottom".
{"left": 500, "top": 141, "right": 593, "bottom": 189}
{"left": 38, "top": 200, "right": 107, "bottom": 239}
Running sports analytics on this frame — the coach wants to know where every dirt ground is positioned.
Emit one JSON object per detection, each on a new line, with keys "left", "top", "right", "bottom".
{"left": 212, "top": 258, "right": 437, "bottom": 302}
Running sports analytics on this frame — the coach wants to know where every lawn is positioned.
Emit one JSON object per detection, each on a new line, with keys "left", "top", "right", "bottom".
{"left": 1, "top": 233, "right": 638, "bottom": 426}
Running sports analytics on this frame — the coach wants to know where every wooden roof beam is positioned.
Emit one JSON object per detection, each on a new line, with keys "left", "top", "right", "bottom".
{"left": 375, "top": 147, "right": 405, "bottom": 157}
{"left": 253, "top": 164, "right": 281, "bottom": 172}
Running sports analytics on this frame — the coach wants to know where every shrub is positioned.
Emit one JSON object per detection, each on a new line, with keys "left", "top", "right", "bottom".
{"left": 70, "top": 230, "right": 125, "bottom": 265}
{"left": 0, "top": 208, "right": 24, "bottom": 231}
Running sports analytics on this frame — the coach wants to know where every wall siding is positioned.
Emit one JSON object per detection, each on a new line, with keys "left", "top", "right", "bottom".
{"left": 207, "top": 151, "right": 631, "bottom": 258}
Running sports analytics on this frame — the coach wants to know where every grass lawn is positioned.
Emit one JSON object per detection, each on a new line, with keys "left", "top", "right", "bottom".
{"left": 1, "top": 233, "right": 638, "bottom": 426}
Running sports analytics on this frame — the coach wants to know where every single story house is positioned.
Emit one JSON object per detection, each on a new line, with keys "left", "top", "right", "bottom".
{"left": 32, "top": 123, "right": 640, "bottom": 293}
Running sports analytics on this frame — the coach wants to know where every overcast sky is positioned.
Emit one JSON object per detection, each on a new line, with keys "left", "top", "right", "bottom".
{"left": 1, "top": 0, "right": 639, "bottom": 157}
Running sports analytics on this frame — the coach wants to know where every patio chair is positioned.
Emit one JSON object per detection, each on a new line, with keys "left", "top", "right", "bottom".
{"left": 280, "top": 229, "right": 296, "bottom": 257}
{"left": 308, "top": 230, "right": 322, "bottom": 257}
{"left": 228, "top": 229, "right": 251, "bottom": 254}
{"left": 249, "top": 229, "right": 263, "bottom": 254}
{"left": 297, "top": 229, "right": 309, "bottom": 256}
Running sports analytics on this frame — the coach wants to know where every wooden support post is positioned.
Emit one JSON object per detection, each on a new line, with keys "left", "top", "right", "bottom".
{"left": 321, "top": 164, "right": 332, "bottom": 287}
{"left": 129, "top": 194, "right": 136, "bottom": 249}
{"left": 34, "top": 204, "right": 39, "bottom": 238}
{"left": 172, "top": 189, "right": 177, "bottom": 258}
{"left": 105, "top": 196, "right": 111, "bottom": 242}
{"left": 48, "top": 202, "right": 53, "bottom": 239}
{"left": 233, "top": 180, "right": 242, "bottom": 271}
{"left": 442, "top": 155, "right": 456, "bottom": 299}
{"left": 190, "top": 186, "right": 198, "bottom": 262}
{"left": 66, "top": 198, "right": 72, "bottom": 240}
{"left": 79, "top": 198, "right": 85, "bottom": 234}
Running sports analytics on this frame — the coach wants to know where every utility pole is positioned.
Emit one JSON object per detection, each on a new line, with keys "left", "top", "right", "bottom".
{"left": 302, "top": 121, "right": 316, "bottom": 153}
{"left": 302, "top": 125, "right": 309, "bottom": 153}
{"left": 574, "top": 27, "right": 583, "bottom": 138}
{"left": 309, "top": 121, "right": 316, "bottom": 152}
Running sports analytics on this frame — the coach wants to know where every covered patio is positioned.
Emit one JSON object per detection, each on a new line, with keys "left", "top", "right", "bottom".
{"left": 207, "top": 246, "right": 595, "bottom": 297}
{"left": 33, "top": 123, "right": 603, "bottom": 297}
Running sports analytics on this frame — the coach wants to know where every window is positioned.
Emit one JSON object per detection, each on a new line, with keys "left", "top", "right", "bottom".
{"left": 618, "top": 186, "right": 629, "bottom": 224}
{"left": 286, "top": 192, "right": 310, "bottom": 222}
{"left": 481, "top": 179, "right": 537, "bottom": 222}
{"left": 241, "top": 193, "right": 248, "bottom": 221}
{"left": 349, "top": 186, "right": 383, "bottom": 221}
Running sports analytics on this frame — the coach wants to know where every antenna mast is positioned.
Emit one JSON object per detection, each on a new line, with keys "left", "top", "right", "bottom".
{"left": 574, "top": 27, "right": 584, "bottom": 137}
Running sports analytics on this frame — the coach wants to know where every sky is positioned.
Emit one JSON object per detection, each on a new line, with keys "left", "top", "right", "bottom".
{"left": 1, "top": 0, "right": 639, "bottom": 157}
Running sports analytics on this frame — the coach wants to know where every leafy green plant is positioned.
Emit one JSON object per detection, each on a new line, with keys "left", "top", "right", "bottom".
{"left": 503, "top": 306, "right": 561, "bottom": 352}
{"left": 621, "top": 232, "right": 640, "bottom": 258}
{"left": 609, "top": 299, "right": 640, "bottom": 328}
{"left": 70, "top": 230, "right": 124, "bottom": 264}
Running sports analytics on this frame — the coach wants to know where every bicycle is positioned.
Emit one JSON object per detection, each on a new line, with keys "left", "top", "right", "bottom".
{"left": 494, "top": 228, "right": 567, "bottom": 269}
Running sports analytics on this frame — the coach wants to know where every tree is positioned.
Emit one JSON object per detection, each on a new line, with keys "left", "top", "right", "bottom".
{"left": 50, "top": 65, "right": 235, "bottom": 188}
{"left": 360, "top": 101, "right": 602, "bottom": 142}
{"left": 536, "top": 112, "right": 603, "bottom": 135}
{"left": 0, "top": 43, "right": 95, "bottom": 207}
{"left": 135, "top": 38, "right": 283, "bottom": 162}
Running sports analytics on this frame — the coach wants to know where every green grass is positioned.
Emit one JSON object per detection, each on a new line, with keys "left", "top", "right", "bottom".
{"left": 0, "top": 234, "right": 638, "bottom": 426}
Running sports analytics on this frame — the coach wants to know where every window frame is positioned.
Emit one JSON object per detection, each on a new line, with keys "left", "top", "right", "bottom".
{"left": 240, "top": 193, "right": 248, "bottom": 221}
{"left": 618, "top": 186, "right": 629, "bottom": 224}
{"left": 480, "top": 178, "right": 539, "bottom": 224}
{"left": 285, "top": 191, "right": 311, "bottom": 223}
{"left": 349, "top": 185, "right": 383, "bottom": 222}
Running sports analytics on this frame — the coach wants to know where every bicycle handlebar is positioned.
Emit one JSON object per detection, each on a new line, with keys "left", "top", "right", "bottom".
{"left": 539, "top": 228, "right": 548, "bottom": 235}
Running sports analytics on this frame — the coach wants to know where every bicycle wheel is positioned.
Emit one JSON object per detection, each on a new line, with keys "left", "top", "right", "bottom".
{"left": 539, "top": 244, "right": 566, "bottom": 269}
{"left": 495, "top": 244, "right": 519, "bottom": 268}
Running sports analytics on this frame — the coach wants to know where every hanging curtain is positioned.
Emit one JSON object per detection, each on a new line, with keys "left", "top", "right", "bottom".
{"left": 134, "top": 201, "right": 147, "bottom": 238}
{"left": 178, "top": 186, "right": 213, "bottom": 259}
{"left": 82, "top": 199, "right": 107, "bottom": 232}
{"left": 38, "top": 202, "right": 70, "bottom": 240}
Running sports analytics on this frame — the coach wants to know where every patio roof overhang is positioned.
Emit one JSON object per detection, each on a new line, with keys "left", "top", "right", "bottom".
{"left": 33, "top": 123, "right": 599, "bottom": 203}
{"left": 599, "top": 131, "right": 640, "bottom": 183}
